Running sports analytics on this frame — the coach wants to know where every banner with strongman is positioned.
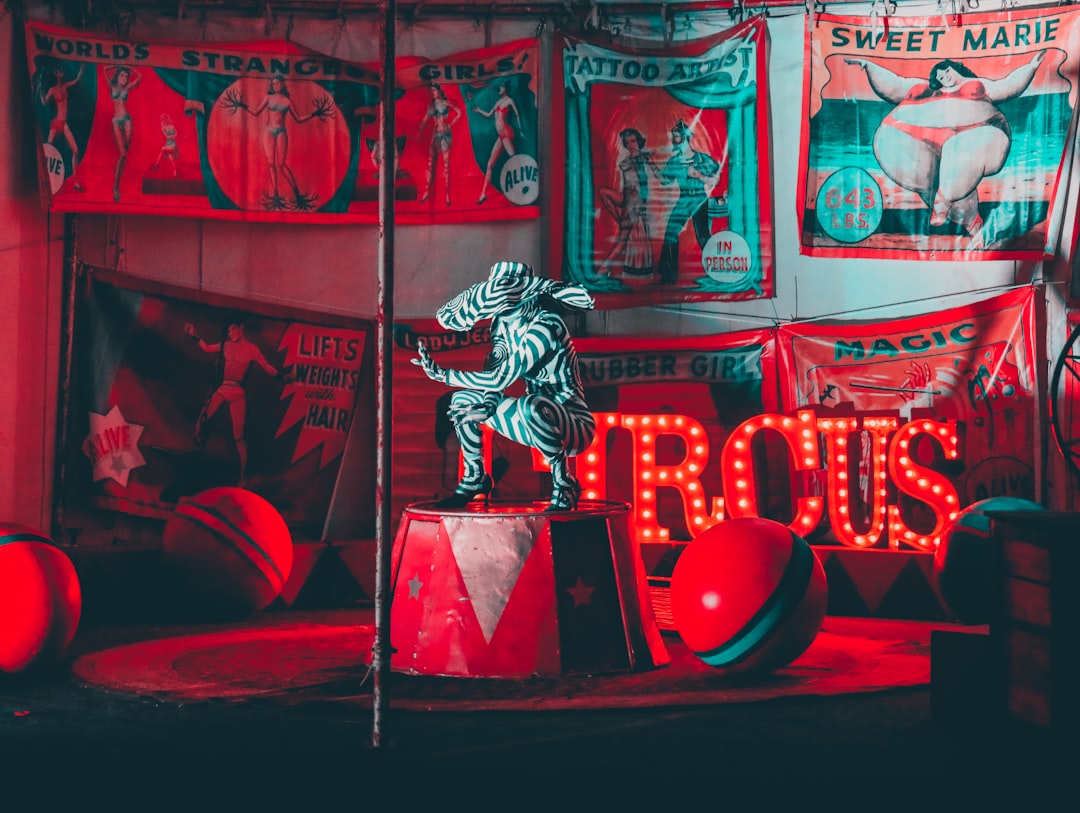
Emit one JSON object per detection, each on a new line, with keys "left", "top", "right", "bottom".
{"left": 554, "top": 17, "right": 775, "bottom": 307}
{"left": 800, "top": 8, "right": 1080, "bottom": 260}
{"left": 66, "top": 269, "right": 373, "bottom": 535}
{"left": 24, "top": 22, "right": 538, "bottom": 224}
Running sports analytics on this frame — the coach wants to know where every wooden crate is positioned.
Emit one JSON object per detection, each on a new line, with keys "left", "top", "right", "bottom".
{"left": 988, "top": 511, "right": 1080, "bottom": 730}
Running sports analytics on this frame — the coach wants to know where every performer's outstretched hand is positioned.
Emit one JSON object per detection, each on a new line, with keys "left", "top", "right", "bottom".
{"left": 412, "top": 340, "right": 447, "bottom": 383}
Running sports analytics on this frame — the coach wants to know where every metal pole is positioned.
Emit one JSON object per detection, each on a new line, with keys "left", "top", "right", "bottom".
{"left": 372, "top": 0, "right": 396, "bottom": 749}
{"left": 51, "top": 214, "right": 80, "bottom": 541}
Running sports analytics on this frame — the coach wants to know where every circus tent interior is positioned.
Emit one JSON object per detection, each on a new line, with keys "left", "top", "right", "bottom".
{"left": 0, "top": 0, "right": 1077, "bottom": 798}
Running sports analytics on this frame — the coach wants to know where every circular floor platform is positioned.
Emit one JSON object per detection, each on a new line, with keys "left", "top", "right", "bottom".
{"left": 69, "top": 610, "right": 943, "bottom": 712}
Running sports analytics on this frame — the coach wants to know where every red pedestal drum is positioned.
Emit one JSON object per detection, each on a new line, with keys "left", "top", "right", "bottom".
{"left": 389, "top": 500, "right": 670, "bottom": 678}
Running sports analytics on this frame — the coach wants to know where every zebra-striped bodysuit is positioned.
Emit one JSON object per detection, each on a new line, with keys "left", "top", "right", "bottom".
{"left": 415, "top": 261, "right": 595, "bottom": 509}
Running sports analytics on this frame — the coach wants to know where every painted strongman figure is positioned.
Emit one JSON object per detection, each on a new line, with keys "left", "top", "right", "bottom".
{"left": 414, "top": 261, "right": 596, "bottom": 510}
{"left": 184, "top": 318, "right": 287, "bottom": 485}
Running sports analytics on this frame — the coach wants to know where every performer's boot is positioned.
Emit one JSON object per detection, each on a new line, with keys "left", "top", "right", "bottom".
{"left": 546, "top": 453, "right": 581, "bottom": 511}
{"left": 434, "top": 471, "right": 493, "bottom": 509}
{"left": 435, "top": 415, "right": 492, "bottom": 508}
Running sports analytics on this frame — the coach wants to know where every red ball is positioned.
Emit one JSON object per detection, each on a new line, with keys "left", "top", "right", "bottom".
{"left": 0, "top": 524, "right": 82, "bottom": 674}
{"left": 670, "top": 517, "right": 828, "bottom": 673}
{"left": 162, "top": 487, "right": 293, "bottom": 619}
{"left": 934, "top": 497, "right": 1044, "bottom": 624}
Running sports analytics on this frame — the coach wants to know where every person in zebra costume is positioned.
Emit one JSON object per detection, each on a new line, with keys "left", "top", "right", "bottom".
{"left": 414, "top": 260, "right": 596, "bottom": 510}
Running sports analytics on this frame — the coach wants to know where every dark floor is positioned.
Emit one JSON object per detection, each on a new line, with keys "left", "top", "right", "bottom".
{"left": 0, "top": 614, "right": 1072, "bottom": 808}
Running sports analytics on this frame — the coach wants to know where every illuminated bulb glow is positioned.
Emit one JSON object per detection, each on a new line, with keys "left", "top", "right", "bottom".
{"left": 488, "top": 411, "right": 964, "bottom": 553}
{"left": 886, "top": 419, "right": 961, "bottom": 551}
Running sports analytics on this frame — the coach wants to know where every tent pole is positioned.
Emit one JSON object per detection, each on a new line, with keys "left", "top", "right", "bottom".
{"left": 372, "top": 0, "right": 396, "bottom": 749}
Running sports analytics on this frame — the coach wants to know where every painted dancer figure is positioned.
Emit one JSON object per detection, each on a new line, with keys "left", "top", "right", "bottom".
{"left": 846, "top": 52, "right": 1046, "bottom": 239}
{"left": 39, "top": 63, "right": 85, "bottom": 192}
{"left": 151, "top": 113, "right": 179, "bottom": 177}
{"left": 419, "top": 84, "right": 462, "bottom": 205}
{"left": 474, "top": 83, "right": 521, "bottom": 204}
{"left": 221, "top": 74, "right": 335, "bottom": 211}
{"left": 105, "top": 65, "right": 143, "bottom": 202}
{"left": 184, "top": 318, "right": 290, "bottom": 485}
{"left": 413, "top": 261, "right": 596, "bottom": 511}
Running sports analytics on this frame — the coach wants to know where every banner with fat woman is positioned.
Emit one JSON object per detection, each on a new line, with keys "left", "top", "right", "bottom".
{"left": 553, "top": 17, "right": 775, "bottom": 308}
{"left": 800, "top": 8, "right": 1080, "bottom": 260}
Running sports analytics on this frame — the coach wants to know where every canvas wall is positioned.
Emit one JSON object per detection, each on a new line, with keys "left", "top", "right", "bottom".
{"left": 4, "top": 0, "right": 1079, "bottom": 540}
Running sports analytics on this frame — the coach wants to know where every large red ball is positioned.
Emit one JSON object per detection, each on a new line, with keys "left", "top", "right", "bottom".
{"left": 0, "top": 524, "right": 82, "bottom": 674}
{"left": 161, "top": 487, "right": 293, "bottom": 619}
{"left": 934, "top": 496, "right": 1044, "bottom": 624}
{"left": 670, "top": 517, "right": 828, "bottom": 673}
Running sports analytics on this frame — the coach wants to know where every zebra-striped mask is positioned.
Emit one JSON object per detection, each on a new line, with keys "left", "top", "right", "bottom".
{"left": 436, "top": 261, "right": 595, "bottom": 331}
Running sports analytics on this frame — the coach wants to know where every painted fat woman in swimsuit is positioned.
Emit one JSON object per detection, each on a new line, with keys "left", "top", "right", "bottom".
{"left": 846, "top": 51, "right": 1046, "bottom": 238}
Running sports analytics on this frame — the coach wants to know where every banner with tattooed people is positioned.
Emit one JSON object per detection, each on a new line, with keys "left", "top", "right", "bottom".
{"left": 24, "top": 21, "right": 538, "bottom": 224}
{"left": 800, "top": 8, "right": 1080, "bottom": 259}
{"left": 553, "top": 17, "right": 774, "bottom": 308}
{"left": 65, "top": 268, "right": 374, "bottom": 536}
{"left": 776, "top": 288, "right": 1038, "bottom": 523}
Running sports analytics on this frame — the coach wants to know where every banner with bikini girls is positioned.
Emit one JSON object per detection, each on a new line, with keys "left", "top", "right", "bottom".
{"left": 393, "top": 41, "right": 540, "bottom": 222}
{"left": 776, "top": 287, "right": 1038, "bottom": 517}
{"left": 24, "top": 22, "right": 538, "bottom": 224}
{"left": 64, "top": 268, "right": 374, "bottom": 536}
{"left": 800, "top": 8, "right": 1080, "bottom": 260}
{"left": 553, "top": 17, "right": 775, "bottom": 308}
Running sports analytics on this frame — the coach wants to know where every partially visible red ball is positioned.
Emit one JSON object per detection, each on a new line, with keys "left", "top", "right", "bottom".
{"left": 161, "top": 487, "right": 293, "bottom": 619}
{"left": 934, "top": 496, "right": 1044, "bottom": 624}
{"left": 0, "top": 524, "right": 82, "bottom": 674}
{"left": 670, "top": 517, "right": 828, "bottom": 673}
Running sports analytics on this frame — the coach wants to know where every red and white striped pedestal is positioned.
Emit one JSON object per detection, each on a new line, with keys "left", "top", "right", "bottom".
{"left": 389, "top": 500, "right": 671, "bottom": 678}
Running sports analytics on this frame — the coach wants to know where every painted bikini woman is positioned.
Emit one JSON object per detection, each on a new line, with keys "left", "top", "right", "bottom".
{"left": 419, "top": 84, "right": 462, "bottom": 206}
{"left": 105, "top": 65, "right": 143, "bottom": 202}
{"left": 220, "top": 74, "right": 334, "bottom": 211}
{"left": 845, "top": 51, "right": 1046, "bottom": 239}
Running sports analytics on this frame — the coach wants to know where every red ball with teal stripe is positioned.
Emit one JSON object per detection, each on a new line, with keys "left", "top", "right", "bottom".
{"left": 161, "top": 487, "right": 293, "bottom": 620}
{"left": 670, "top": 517, "right": 828, "bottom": 673}
{"left": 0, "top": 523, "right": 82, "bottom": 674}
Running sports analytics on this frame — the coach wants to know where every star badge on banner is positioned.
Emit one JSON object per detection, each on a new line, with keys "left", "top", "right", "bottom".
{"left": 82, "top": 405, "right": 147, "bottom": 487}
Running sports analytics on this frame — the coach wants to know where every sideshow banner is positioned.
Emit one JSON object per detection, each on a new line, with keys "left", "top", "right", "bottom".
{"left": 394, "top": 41, "right": 540, "bottom": 222}
{"left": 800, "top": 9, "right": 1080, "bottom": 260}
{"left": 25, "top": 22, "right": 538, "bottom": 224}
{"left": 554, "top": 17, "right": 775, "bottom": 308}
{"left": 777, "top": 287, "right": 1038, "bottom": 519}
{"left": 69, "top": 269, "right": 373, "bottom": 535}
{"left": 573, "top": 329, "right": 779, "bottom": 540}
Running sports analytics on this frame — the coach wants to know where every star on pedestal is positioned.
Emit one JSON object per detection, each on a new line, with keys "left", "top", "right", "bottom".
{"left": 567, "top": 577, "right": 595, "bottom": 607}
{"left": 407, "top": 573, "right": 424, "bottom": 599}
